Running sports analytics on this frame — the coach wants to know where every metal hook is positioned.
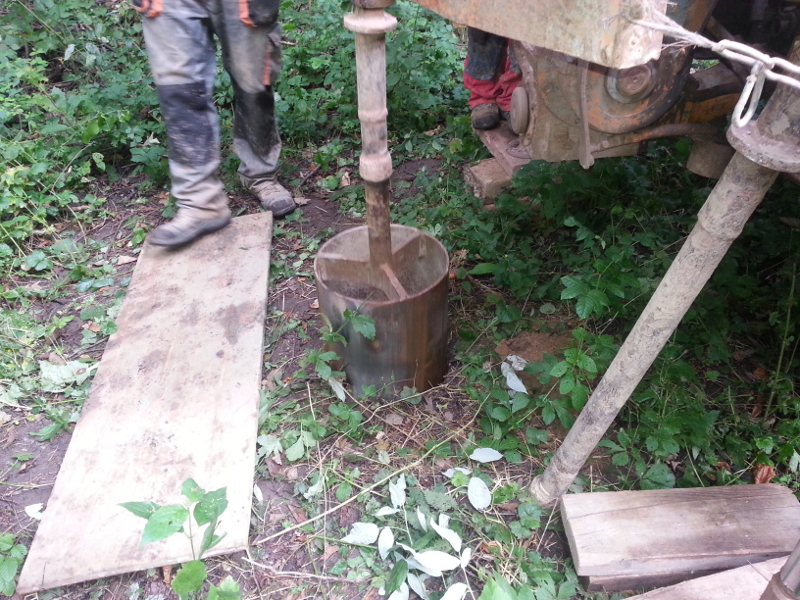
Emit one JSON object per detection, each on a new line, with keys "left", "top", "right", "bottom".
{"left": 732, "top": 61, "right": 768, "bottom": 128}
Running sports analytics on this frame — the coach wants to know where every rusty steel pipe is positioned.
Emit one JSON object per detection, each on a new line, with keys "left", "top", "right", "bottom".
{"left": 760, "top": 539, "right": 800, "bottom": 600}
{"left": 530, "top": 47, "right": 800, "bottom": 507}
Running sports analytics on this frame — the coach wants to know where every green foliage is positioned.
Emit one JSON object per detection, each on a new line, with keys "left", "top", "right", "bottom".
{"left": 0, "top": 533, "right": 27, "bottom": 596}
{"left": 277, "top": 0, "right": 465, "bottom": 141}
{"left": 0, "top": 0, "right": 165, "bottom": 242}
{"left": 121, "top": 479, "right": 236, "bottom": 600}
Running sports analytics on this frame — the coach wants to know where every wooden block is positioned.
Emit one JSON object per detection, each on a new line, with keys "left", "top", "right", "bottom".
{"left": 18, "top": 213, "right": 273, "bottom": 593}
{"left": 475, "top": 124, "right": 531, "bottom": 176}
{"left": 625, "top": 557, "right": 786, "bottom": 600}
{"left": 464, "top": 158, "right": 512, "bottom": 201}
{"left": 561, "top": 485, "right": 800, "bottom": 592}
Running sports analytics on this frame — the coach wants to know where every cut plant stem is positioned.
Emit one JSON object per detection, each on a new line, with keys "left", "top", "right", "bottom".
{"left": 765, "top": 262, "right": 795, "bottom": 420}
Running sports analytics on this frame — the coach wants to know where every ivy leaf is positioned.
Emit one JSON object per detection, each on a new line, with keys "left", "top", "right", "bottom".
{"left": 199, "top": 518, "right": 225, "bottom": 556}
{"left": 194, "top": 487, "right": 228, "bottom": 526}
{"left": 375, "top": 506, "right": 400, "bottom": 517}
{"left": 345, "top": 310, "right": 376, "bottom": 340}
{"left": 141, "top": 505, "right": 189, "bottom": 545}
{"left": 328, "top": 377, "right": 346, "bottom": 401}
{"left": 469, "top": 263, "right": 497, "bottom": 275}
{"left": 612, "top": 452, "right": 630, "bottom": 466}
{"left": 389, "top": 474, "right": 407, "bottom": 508}
{"left": 341, "top": 522, "right": 379, "bottom": 545}
{"left": 467, "top": 477, "right": 492, "bottom": 511}
{"left": 575, "top": 289, "right": 609, "bottom": 319}
{"left": 478, "top": 575, "right": 517, "bottom": 600}
{"left": 257, "top": 434, "right": 282, "bottom": 459}
{"left": 501, "top": 362, "right": 527, "bottom": 393}
{"left": 641, "top": 463, "right": 676, "bottom": 490}
{"left": 378, "top": 526, "right": 394, "bottom": 560}
{"left": 181, "top": 478, "right": 205, "bottom": 503}
{"left": 429, "top": 514, "right": 461, "bottom": 553}
{"left": 416, "top": 507, "right": 428, "bottom": 531}
{"left": 385, "top": 559, "right": 409, "bottom": 594}
{"left": 407, "top": 571, "right": 429, "bottom": 600}
{"left": 469, "top": 448, "right": 503, "bottom": 463}
{"left": 119, "top": 501, "right": 161, "bottom": 520}
{"left": 440, "top": 582, "right": 468, "bottom": 600}
{"left": 171, "top": 560, "right": 207, "bottom": 600}
{"left": 388, "top": 582, "right": 409, "bottom": 600}
{"left": 460, "top": 547, "right": 472, "bottom": 568}
{"left": 560, "top": 276, "right": 588, "bottom": 300}
{"left": 285, "top": 437, "right": 306, "bottom": 462}
{"left": 208, "top": 575, "right": 241, "bottom": 600}
{"left": 414, "top": 550, "right": 460, "bottom": 573}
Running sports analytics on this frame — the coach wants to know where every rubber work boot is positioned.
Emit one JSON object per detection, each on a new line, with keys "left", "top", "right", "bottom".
{"left": 147, "top": 208, "right": 232, "bottom": 247}
{"left": 471, "top": 103, "right": 500, "bottom": 130}
{"left": 244, "top": 178, "right": 296, "bottom": 217}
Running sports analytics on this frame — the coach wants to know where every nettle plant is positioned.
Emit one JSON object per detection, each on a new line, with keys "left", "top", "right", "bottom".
{"left": 120, "top": 478, "right": 240, "bottom": 600}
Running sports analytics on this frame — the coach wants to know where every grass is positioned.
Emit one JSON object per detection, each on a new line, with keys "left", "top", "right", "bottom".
{"left": 1, "top": 0, "right": 799, "bottom": 598}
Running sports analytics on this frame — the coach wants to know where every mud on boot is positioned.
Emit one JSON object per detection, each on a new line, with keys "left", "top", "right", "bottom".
{"left": 147, "top": 208, "right": 232, "bottom": 247}
{"left": 242, "top": 178, "right": 296, "bottom": 217}
{"left": 471, "top": 103, "right": 500, "bottom": 130}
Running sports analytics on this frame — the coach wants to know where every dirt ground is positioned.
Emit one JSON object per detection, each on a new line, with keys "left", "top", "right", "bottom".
{"left": 0, "top": 158, "right": 583, "bottom": 600}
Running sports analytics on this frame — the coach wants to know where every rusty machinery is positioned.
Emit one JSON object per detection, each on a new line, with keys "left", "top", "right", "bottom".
{"left": 415, "top": 0, "right": 800, "bottom": 177}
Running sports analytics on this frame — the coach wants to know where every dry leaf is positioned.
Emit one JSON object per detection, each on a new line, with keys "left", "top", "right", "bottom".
{"left": 341, "top": 171, "right": 351, "bottom": 186}
{"left": 753, "top": 366, "right": 770, "bottom": 382}
{"left": 751, "top": 396, "right": 764, "bottom": 418}
{"left": 309, "top": 299, "right": 320, "bottom": 309}
{"left": 754, "top": 464, "right": 776, "bottom": 484}
{"left": 117, "top": 255, "right": 138, "bottom": 265}
{"left": 88, "top": 323, "right": 101, "bottom": 332}
{"left": 295, "top": 197, "right": 311, "bottom": 206}
{"left": 162, "top": 564, "right": 173, "bottom": 585}
{"left": 47, "top": 352, "right": 66, "bottom": 365}
{"left": 384, "top": 412, "right": 404, "bottom": 426}
{"left": 323, "top": 545, "right": 339, "bottom": 561}
{"left": 2, "top": 426, "right": 17, "bottom": 449}
{"left": 291, "top": 506, "right": 307, "bottom": 523}
{"left": 717, "top": 461, "right": 731, "bottom": 471}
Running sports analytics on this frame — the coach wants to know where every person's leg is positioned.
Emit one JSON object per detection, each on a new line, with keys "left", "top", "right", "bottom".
{"left": 211, "top": 0, "right": 295, "bottom": 216}
{"left": 140, "top": 0, "right": 231, "bottom": 245}
{"left": 494, "top": 49, "right": 523, "bottom": 113}
{"left": 464, "top": 28, "right": 507, "bottom": 130}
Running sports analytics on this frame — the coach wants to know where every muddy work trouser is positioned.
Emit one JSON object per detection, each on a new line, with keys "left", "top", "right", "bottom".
{"left": 138, "top": 0, "right": 282, "bottom": 217}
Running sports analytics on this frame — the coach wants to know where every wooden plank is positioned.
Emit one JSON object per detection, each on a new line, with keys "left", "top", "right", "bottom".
{"left": 18, "top": 213, "right": 273, "bottom": 593}
{"left": 561, "top": 485, "right": 800, "bottom": 592}
{"left": 476, "top": 125, "right": 531, "bottom": 176}
{"left": 625, "top": 557, "right": 786, "bottom": 600}
{"left": 410, "top": 0, "right": 665, "bottom": 69}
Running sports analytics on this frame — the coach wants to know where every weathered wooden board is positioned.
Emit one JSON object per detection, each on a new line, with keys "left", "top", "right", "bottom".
{"left": 561, "top": 485, "right": 800, "bottom": 592}
{"left": 18, "top": 213, "right": 273, "bottom": 593}
{"left": 410, "top": 0, "right": 666, "bottom": 69}
{"left": 625, "top": 557, "right": 786, "bottom": 600}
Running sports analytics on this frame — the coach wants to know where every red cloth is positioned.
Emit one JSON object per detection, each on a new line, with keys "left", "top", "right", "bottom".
{"left": 463, "top": 50, "right": 522, "bottom": 111}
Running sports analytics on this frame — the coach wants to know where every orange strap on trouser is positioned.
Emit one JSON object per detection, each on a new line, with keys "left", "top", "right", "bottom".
{"left": 138, "top": 0, "right": 282, "bottom": 216}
